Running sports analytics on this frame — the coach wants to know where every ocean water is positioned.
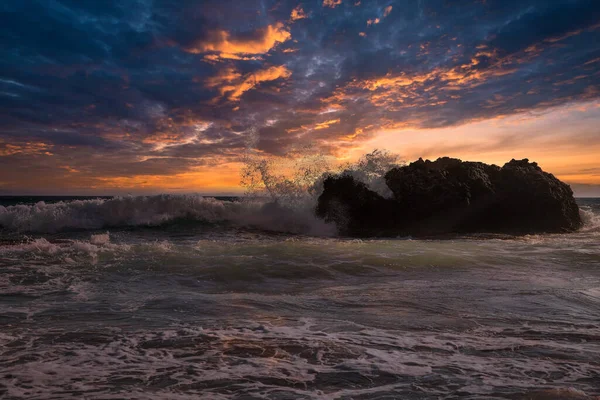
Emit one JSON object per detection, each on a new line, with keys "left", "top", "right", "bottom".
{"left": 1, "top": 195, "right": 599, "bottom": 399}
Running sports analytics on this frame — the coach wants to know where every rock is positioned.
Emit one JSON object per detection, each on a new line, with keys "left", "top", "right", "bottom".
{"left": 383, "top": 157, "right": 501, "bottom": 234}
{"left": 315, "top": 174, "right": 397, "bottom": 237}
{"left": 316, "top": 157, "right": 582, "bottom": 237}
{"left": 492, "top": 158, "right": 582, "bottom": 233}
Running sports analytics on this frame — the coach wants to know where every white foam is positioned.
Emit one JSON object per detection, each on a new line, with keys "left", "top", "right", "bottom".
{"left": 0, "top": 195, "right": 336, "bottom": 236}
{"left": 0, "top": 234, "right": 131, "bottom": 264}
{"left": 579, "top": 207, "right": 600, "bottom": 233}
{"left": 90, "top": 232, "right": 110, "bottom": 245}
{"left": 3, "top": 318, "right": 599, "bottom": 399}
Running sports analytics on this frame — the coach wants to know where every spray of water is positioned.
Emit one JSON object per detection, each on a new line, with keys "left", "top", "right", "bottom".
{"left": 237, "top": 145, "right": 404, "bottom": 235}
{"left": 240, "top": 144, "right": 333, "bottom": 207}
{"left": 336, "top": 149, "right": 404, "bottom": 198}
{"left": 241, "top": 146, "right": 404, "bottom": 204}
{"left": 579, "top": 207, "right": 600, "bottom": 233}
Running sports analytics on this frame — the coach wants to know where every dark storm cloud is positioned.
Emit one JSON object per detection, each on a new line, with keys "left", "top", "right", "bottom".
{"left": 488, "top": 0, "right": 600, "bottom": 54}
{"left": 0, "top": 0, "right": 599, "bottom": 184}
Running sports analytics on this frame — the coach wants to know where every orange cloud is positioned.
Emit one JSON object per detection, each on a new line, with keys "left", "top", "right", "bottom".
{"left": 0, "top": 141, "right": 53, "bottom": 156}
{"left": 185, "top": 23, "right": 291, "bottom": 59}
{"left": 290, "top": 5, "right": 308, "bottom": 21}
{"left": 203, "top": 53, "right": 261, "bottom": 63}
{"left": 371, "top": 73, "right": 429, "bottom": 89}
{"left": 327, "top": 49, "right": 520, "bottom": 112}
{"left": 205, "top": 67, "right": 243, "bottom": 90}
{"left": 228, "top": 66, "right": 292, "bottom": 100}
{"left": 59, "top": 165, "right": 80, "bottom": 173}
{"left": 314, "top": 118, "right": 341, "bottom": 130}
{"left": 323, "top": 0, "right": 342, "bottom": 8}
{"left": 206, "top": 65, "right": 292, "bottom": 101}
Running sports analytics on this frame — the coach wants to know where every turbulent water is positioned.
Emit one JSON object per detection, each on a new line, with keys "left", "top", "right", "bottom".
{"left": 1, "top": 195, "right": 599, "bottom": 399}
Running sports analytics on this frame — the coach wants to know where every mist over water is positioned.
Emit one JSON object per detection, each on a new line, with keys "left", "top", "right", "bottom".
{"left": 1, "top": 154, "right": 600, "bottom": 399}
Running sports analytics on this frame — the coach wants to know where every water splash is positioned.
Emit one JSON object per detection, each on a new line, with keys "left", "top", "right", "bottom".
{"left": 580, "top": 206, "right": 600, "bottom": 233}
{"left": 240, "top": 144, "right": 333, "bottom": 206}
{"left": 241, "top": 147, "right": 403, "bottom": 201}
{"left": 337, "top": 149, "right": 403, "bottom": 198}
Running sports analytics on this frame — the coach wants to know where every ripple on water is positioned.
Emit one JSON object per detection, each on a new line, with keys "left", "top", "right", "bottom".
{"left": 1, "top": 319, "right": 599, "bottom": 399}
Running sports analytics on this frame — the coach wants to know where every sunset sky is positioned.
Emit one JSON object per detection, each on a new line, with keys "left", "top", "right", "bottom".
{"left": 1, "top": 0, "right": 599, "bottom": 196}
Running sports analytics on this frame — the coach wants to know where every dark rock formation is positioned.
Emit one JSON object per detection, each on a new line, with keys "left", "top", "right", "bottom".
{"left": 315, "top": 175, "right": 397, "bottom": 237}
{"left": 491, "top": 159, "right": 582, "bottom": 233}
{"left": 316, "top": 157, "right": 582, "bottom": 237}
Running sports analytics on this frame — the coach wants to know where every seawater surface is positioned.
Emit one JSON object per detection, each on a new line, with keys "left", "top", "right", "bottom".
{"left": 1, "top": 196, "right": 600, "bottom": 399}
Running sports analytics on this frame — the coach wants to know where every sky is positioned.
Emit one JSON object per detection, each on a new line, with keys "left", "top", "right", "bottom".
{"left": 1, "top": 0, "right": 599, "bottom": 196}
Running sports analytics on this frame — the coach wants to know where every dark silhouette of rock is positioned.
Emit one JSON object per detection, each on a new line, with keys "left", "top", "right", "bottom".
{"left": 492, "top": 159, "right": 582, "bottom": 233}
{"left": 315, "top": 175, "right": 398, "bottom": 237}
{"left": 316, "top": 157, "right": 582, "bottom": 237}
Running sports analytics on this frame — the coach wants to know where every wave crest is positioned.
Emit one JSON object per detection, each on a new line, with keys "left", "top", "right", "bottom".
{"left": 580, "top": 207, "right": 600, "bottom": 233}
{"left": 0, "top": 195, "right": 336, "bottom": 235}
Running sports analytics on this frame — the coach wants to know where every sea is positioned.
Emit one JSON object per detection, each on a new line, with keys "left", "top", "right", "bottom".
{"left": 1, "top": 195, "right": 599, "bottom": 399}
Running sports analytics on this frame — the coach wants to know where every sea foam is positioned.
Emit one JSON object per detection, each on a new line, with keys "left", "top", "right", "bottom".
{"left": 0, "top": 195, "right": 336, "bottom": 235}
{"left": 580, "top": 207, "right": 600, "bottom": 233}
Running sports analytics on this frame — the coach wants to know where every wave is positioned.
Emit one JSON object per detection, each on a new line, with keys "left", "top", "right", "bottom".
{"left": 579, "top": 207, "right": 600, "bottom": 233}
{"left": 0, "top": 195, "right": 336, "bottom": 235}
{"left": 0, "top": 234, "right": 132, "bottom": 263}
{"left": 0, "top": 233, "right": 179, "bottom": 266}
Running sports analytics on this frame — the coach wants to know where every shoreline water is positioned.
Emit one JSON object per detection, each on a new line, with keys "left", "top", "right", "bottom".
{"left": 1, "top": 196, "right": 599, "bottom": 399}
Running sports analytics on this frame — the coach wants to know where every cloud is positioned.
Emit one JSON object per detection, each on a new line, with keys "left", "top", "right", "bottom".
{"left": 206, "top": 65, "right": 292, "bottom": 101}
{"left": 0, "top": 140, "right": 52, "bottom": 156}
{"left": 183, "top": 22, "right": 291, "bottom": 59}
{"left": 314, "top": 118, "right": 341, "bottom": 130}
{"left": 290, "top": 5, "right": 308, "bottom": 21}
{"left": 323, "top": 0, "right": 342, "bottom": 8}
{"left": 488, "top": 0, "right": 600, "bottom": 54}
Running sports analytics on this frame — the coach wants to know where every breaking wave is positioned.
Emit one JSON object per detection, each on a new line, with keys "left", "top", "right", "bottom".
{"left": 0, "top": 233, "right": 130, "bottom": 264}
{"left": 580, "top": 207, "right": 600, "bottom": 233}
{"left": 0, "top": 195, "right": 335, "bottom": 235}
